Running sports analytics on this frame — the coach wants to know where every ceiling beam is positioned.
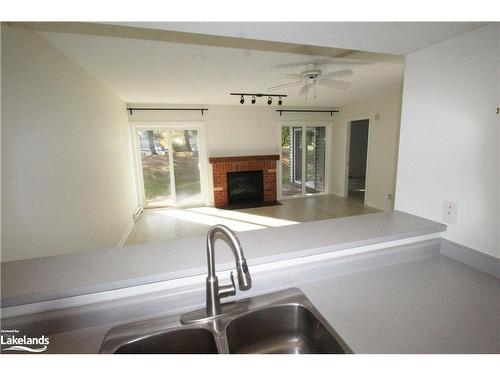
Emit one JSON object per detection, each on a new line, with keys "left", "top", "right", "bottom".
{"left": 7, "top": 22, "right": 404, "bottom": 64}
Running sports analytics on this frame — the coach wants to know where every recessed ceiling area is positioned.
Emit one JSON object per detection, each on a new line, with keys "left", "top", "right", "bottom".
{"left": 39, "top": 29, "right": 405, "bottom": 107}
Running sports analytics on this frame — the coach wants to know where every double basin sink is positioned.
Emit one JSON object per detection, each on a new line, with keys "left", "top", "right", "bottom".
{"left": 100, "top": 288, "right": 351, "bottom": 354}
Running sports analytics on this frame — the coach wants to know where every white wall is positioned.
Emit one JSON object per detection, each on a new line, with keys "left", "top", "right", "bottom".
{"left": 395, "top": 24, "right": 500, "bottom": 258}
{"left": 127, "top": 105, "right": 337, "bottom": 205}
{"left": 1, "top": 25, "right": 138, "bottom": 262}
{"left": 128, "top": 101, "right": 402, "bottom": 210}
{"left": 330, "top": 92, "right": 403, "bottom": 211}
{"left": 132, "top": 106, "right": 288, "bottom": 153}
{"left": 127, "top": 105, "right": 340, "bottom": 154}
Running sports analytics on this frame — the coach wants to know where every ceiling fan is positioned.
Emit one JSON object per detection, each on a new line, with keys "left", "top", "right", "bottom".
{"left": 268, "top": 63, "right": 354, "bottom": 100}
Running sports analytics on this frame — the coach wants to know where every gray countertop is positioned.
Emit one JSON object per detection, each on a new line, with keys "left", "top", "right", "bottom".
{"left": 301, "top": 254, "right": 500, "bottom": 353}
{"left": 1, "top": 211, "right": 446, "bottom": 306}
{"left": 2, "top": 239, "right": 499, "bottom": 353}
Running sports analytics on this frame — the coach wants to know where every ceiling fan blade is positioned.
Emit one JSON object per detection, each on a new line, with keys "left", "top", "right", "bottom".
{"left": 320, "top": 69, "right": 354, "bottom": 79}
{"left": 318, "top": 79, "right": 351, "bottom": 89}
{"left": 268, "top": 80, "right": 304, "bottom": 90}
{"left": 284, "top": 73, "right": 305, "bottom": 79}
{"left": 275, "top": 57, "right": 367, "bottom": 69}
{"left": 275, "top": 59, "right": 326, "bottom": 69}
{"left": 298, "top": 83, "right": 310, "bottom": 97}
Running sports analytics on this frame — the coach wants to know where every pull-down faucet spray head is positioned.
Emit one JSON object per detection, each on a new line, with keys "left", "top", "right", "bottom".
{"left": 236, "top": 258, "right": 252, "bottom": 290}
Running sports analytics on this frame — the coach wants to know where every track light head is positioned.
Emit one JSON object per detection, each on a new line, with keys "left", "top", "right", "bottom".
{"left": 231, "top": 93, "right": 286, "bottom": 105}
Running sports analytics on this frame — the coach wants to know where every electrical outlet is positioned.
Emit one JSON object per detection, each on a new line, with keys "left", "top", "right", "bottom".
{"left": 132, "top": 205, "right": 143, "bottom": 222}
{"left": 442, "top": 201, "right": 458, "bottom": 224}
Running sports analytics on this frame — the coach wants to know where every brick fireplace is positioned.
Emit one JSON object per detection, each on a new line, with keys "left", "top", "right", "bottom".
{"left": 209, "top": 155, "right": 279, "bottom": 208}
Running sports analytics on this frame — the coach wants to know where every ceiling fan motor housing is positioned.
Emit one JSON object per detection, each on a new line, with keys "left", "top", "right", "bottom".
{"left": 302, "top": 68, "right": 322, "bottom": 80}
{"left": 301, "top": 63, "right": 321, "bottom": 79}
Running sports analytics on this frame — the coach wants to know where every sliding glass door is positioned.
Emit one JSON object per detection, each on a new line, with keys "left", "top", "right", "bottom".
{"left": 282, "top": 127, "right": 303, "bottom": 196}
{"left": 137, "top": 129, "right": 173, "bottom": 207}
{"left": 281, "top": 125, "right": 327, "bottom": 198}
{"left": 171, "top": 129, "right": 201, "bottom": 206}
{"left": 136, "top": 126, "right": 203, "bottom": 208}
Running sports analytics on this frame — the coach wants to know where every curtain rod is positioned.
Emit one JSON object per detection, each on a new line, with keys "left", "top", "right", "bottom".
{"left": 127, "top": 107, "right": 208, "bottom": 115}
{"left": 276, "top": 109, "right": 339, "bottom": 116}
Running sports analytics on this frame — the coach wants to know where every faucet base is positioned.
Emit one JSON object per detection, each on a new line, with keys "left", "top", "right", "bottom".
{"left": 180, "top": 301, "right": 247, "bottom": 325}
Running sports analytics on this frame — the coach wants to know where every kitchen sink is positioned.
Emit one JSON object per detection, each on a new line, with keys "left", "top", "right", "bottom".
{"left": 100, "top": 288, "right": 351, "bottom": 354}
{"left": 225, "top": 304, "right": 345, "bottom": 354}
{"left": 113, "top": 328, "right": 218, "bottom": 354}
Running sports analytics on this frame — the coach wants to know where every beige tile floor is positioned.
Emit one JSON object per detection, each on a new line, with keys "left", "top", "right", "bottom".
{"left": 124, "top": 194, "right": 380, "bottom": 246}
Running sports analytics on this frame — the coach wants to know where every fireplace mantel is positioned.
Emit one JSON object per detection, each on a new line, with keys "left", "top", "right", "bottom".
{"left": 209, "top": 155, "right": 279, "bottom": 164}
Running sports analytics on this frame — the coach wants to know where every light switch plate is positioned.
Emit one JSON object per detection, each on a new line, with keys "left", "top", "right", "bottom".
{"left": 442, "top": 201, "right": 458, "bottom": 224}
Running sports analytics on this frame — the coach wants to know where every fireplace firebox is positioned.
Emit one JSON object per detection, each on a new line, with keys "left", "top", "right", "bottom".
{"left": 227, "top": 170, "right": 264, "bottom": 205}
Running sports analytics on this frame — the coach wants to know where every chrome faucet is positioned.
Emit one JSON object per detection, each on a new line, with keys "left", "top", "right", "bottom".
{"left": 205, "top": 224, "right": 252, "bottom": 317}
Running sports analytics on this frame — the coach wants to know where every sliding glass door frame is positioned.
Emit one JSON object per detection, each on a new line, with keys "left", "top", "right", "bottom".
{"left": 292, "top": 127, "right": 303, "bottom": 185}
{"left": 130, "top": 121, "right": 209, "bottom": 208}
{"left": 277, "top": 121, "right": 332, "bottom": 200}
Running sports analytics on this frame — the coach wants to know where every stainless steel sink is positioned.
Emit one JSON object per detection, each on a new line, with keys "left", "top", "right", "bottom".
{"left": 113, "top": 328, "right": 218, "bottom": 354}
{"left": 225, "top": 304, "right": 345, "bottom": 354}
{"left": 100, "top": 288, "right": 351, "bottom": 354}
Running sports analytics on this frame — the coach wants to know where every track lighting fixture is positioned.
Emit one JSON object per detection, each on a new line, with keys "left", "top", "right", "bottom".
{"left": 230, "top": 93, "right": 287, "bottom": 105}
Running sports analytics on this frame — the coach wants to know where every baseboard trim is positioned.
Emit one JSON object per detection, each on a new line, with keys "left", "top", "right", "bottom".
{"left": 440, "top": 240, "right": 499, "bottom": 279}
{"left": 118, "top": 220, "right": 135, "bottom": 247}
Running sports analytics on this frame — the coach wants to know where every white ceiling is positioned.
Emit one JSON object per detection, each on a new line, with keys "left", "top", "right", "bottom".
{"left": 111, "top": 22, "right": 487, "bottom": 55}
{"left": 40, "top": 30, "right": 405, "bottom": 107}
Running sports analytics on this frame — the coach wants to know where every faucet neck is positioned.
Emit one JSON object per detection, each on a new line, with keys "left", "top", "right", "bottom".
{"left": 206, "top": 226, "right": 244, "bottom": 275}
{"left": 204, "top": 225, "right": 251, "bottom": 317}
